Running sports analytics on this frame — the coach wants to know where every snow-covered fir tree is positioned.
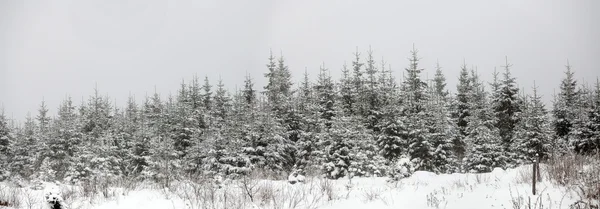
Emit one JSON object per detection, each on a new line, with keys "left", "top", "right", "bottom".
{"left": 452, "top": 62, "right": 472, "bottom": 164}
{"left": 493, "top": 57, "right": 521, "bottom": 168}
{"left": 9, "top": 112, "right": 38, "bottom": 178}
{"left": 339, "top": 63, "right": 354, "bottom": 116}
{"left": 427, "top": 67, "right": 458, "bottom": 173}
{"left": 51, "top": 96, "right": 84, "bottom": 182}
{"left": 363, "top": 48, "right": 383, "bottom": 131}
{"left": 553, "top": 61, "right": 580, "bottom": 152}
{"left": 464, "top": 90, "right": 504, "bottom": 173}
{"left": 0, "top": 109, "right": 14, "bottom": 180}
{"left": 402, "top": 46, "right": 434, "bottom": 172}
{"left": 514, "top": 82, "right": 553, "bottom": 163}
{"left": 433, "top": 61, "right": 450, "bottom": 101}
{"left": 262, "top": 53, "right": 298, "bottom": 171}
{"left": 580, "top": 78, "right": 600, "bottom": 154}
{"left": 570, "top": 80, "right": 599, "bottom": 154}
{"left": 351, "top": 49, "right": 367, "bottom": 118}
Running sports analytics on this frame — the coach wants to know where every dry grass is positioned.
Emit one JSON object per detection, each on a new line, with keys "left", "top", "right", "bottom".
{"left": 0, "top": 184, "right": 21, "bottom": 209}
{"left": 426, "top": 188, "right": 449, "bottom": 209}
{"left": 164, "top": 173, "right": 327, "bottom": 209}
{"left": 514, "top": 165, "right": 534, "bottom": 185}
{"left": 545, "top": 152, "right": 600, "bottom": 209}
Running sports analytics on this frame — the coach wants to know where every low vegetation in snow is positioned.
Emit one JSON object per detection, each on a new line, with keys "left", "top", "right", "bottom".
{"left": 0, "top": 153, "right": 597, "bottom": 209}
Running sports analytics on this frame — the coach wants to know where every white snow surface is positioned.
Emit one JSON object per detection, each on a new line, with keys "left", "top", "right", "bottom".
{"left": 0, "top": 164, "right": 587, "bottom": 209}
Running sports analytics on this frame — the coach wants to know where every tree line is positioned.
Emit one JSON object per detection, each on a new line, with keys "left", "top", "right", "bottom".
{"left": 0, "top": 47, "right": 598, "bottom": 184}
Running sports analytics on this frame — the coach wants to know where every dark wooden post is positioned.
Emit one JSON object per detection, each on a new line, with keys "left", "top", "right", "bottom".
{"left": 536, "top": 153, "right": 542, "bottom": 182}
{"left": 532, "top": 159, "right": 537, "bottom": 195}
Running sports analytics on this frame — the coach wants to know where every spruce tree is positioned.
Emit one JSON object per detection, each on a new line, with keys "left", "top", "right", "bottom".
{"left": 464, "top": 93, "right": 504, "bottom": 173}
{"left": 316, "top": 65, "right": 336, "bottom": 129}
{"left": 322, "top": 114, "right": 353, "bottom": 179}
{"left": 0, "top": 109, "right": 13, "bottom": 180}
{"left": 10, "top": 112, "right": 38, "bottom": 177}
{"left": 553, "top": 61, "right": 580, "bottom": 150}
{"left": 583, "top": 78, "right": 600, "bottom": 153}
{"left": 363, "top": 47, "right": 382, "bottom": 131}
{"left": 213, "top": 77, "right": 232, "bottom": 130}
{"left": 52, "top": 97, "right": 84, "bottom": 182}
{"left": 402, "top": 46, "right": 433, "bottom": 172}
{"left": 452, "top": 61, "right": 472, "bottom": 163}
{"left": 428, "top": 73, "right": 457, "bottom": 173}
{"left": 339, "top": 63, "right": 354, "bottom": 116}
{"left": 516, "top": 82, "right": 553, "bottom": 162}
{"left": 433, "top": 61, "right": 450, "bottom": 101}
{"left": 351, "top": 48, "right": 366, "bottom": 117}
{"left": 494, "top": 57, "right": 521, "bottom": 167}
{"left": 571, "top": 80, "right": 600, "bottom": 154}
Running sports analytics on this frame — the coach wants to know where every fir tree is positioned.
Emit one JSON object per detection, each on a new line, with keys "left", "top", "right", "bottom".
{"left": 351, "top": 48, "right": 366, "bottom": 117}
{"left": 553, "top": 61, "right": 580, "bottom": 149}
{"left": 172, "top": 80, "right": 194, "bottom": 162}
{"left": 402, "top": 46, "right": 432, "bottom": 172}
{"left": 571, "top": 79, "right": 600, "bottom": 154}
{"left": 10, "top": 112, "right": 38, "bottom": 177}
{"left": 339, "top": 63, "right": 354, "bottom": 116}
{"left": 494, "top": 57, "right": 521, "bottom": 167}
{"left": 583, "top": 78, "right": 600, "bottom": 153}
{"left": 427, "top": 79, "right": 457, "bottom": 174}
{"left": 37, "top": 100, "right": 51, "bottom": 134}
{"left": 212, "top": 77, "right": 232, "bottom": 130}
{"left": 202, "top": 76, "right": 213, "bottom": 111}
{"left": 52, "top": 96, "right": 84, "bottom": 181}
{"left": 515, "top": 82, "right": 553, "bottom": 162}
{"left": 0, "top": 109, "right": 14, "bottom": 180}
{"left": 433, "top": 61, "right": 450, "bottom": 101}
{"left": 363, "top": 47, "right": 382, "bottom": 131}
{"left": 452, "top": 61, "right": 472, "bottom": 162}
{"left": 322, "top": 113, "right": 354, "bottom": 179}
{"left": 316, "top": 64, "right": 336, "bottom": 129}
{"left": 464, "top": 94, "right": 504, "bottom": 173}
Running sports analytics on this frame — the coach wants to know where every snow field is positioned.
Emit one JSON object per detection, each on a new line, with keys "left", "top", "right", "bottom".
{"left": 0, "top": 164, "right": 590, "bottom": 209}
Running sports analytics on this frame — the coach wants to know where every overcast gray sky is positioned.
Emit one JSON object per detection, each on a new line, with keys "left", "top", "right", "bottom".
{"left": 1, "top": 0, "right": 599, "bottom": 122}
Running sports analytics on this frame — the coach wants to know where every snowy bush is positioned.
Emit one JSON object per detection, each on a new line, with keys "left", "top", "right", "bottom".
{"left": 387, "top": 156, "right": 415, "bottom": 182}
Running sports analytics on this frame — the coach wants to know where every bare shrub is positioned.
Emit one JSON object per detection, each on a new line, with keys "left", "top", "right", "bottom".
{"left": 546, "top": 152, "right": 600, "bottom": 208}
{"left": 239, "top": 175, "right": 260, "bottom": 203}
{"left": 508, "top": 185, "right": 525, "bottom": 209}
{"left": 317, "top": 178, "right": 335, "bottom": 201}
{"left": 21, "top": 189, "right": 40, "bottom": 209}
{"left": 514, "top": 166, "right": 533, "bottom": 185}
{"left": 362, "top": 188, "right": 382, "bottom": 202}
{"left": 426, "top": 188, "right": 448, "bottom": 209}
{"left": 450, "top": 177, "right": 468, "bottom": 190}
{"left": 0, "top": 185, "right": 21, "bottom": 209}
{"left": 546, "top": 153, "right": 588, "bottom": 186}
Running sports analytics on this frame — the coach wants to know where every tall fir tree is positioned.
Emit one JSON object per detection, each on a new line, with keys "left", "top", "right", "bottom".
{"left": 464, "top": 88, "right": 504, "bottom": 172}
{"left": 351, "top": 48, "right": 366, "bottom": 117}
{"left": 339, "top": 63, "right": 354, "bottom": 116}
{"left": 493, "top": 57, "right": 521, "bottom": 167}
{"left": 0, "top": 109, "right": 14, "bottom": 180}
{"left": 452, "top": 61, "right": 472, "bottom": 163}
{"left": 515, "top": 82, "right": 553, "bottom": 162}
{"left": 402, "top": 46, "right": 433, "bottom": 172}
{"left": 433, "top": 61, "right": 450, "bottom": 101}
{"left": 571, "top": 80, "right": 600, "bottom": 154}
{"left": 553, "top": 61, "right": 580, "bottom": 151}
{"left": 10, "top": 112, "right": 38, "bottom": 177}
{"left": 363, "top": 47, "right": 383, "bottom": 131}
{"left": 581, "top": 78, "right": 600, "bottom": 153}
{"left": 52, "top": 96, "right": 85, "bottom": 182}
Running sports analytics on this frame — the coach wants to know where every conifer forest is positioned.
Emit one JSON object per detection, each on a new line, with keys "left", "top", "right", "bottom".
{"left": 1, "top": 47, "right": 599, "bottom": 186}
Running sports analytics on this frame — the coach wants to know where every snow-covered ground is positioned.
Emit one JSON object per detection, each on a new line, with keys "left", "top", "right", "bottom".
{"left": 0, "top": 164, "right": 590, "bottom": 209}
